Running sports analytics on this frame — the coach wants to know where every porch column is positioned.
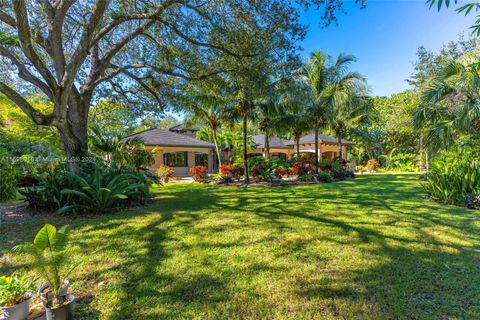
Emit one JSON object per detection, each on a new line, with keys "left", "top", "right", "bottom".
{"left": 208, "top": 149, "right": 213, "bottom": 172}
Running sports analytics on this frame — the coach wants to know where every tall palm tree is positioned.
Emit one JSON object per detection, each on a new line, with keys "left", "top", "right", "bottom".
{"left": 414, "top": 60, "right": 480, "bottom": 149}
{"left": 185, "top": 90, "right": 225, "bottom": 173}
{"left": 327, "top": 94, "right": 369, "bottom": 160}
{"left": 255, "top": 78, "right": 283, "bottom": 160}
{"left": 302, "top": 50, "right": 366, "bottom": 173}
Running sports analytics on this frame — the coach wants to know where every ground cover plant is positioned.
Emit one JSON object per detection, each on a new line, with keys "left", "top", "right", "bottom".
{"left": 1, "top": 174, "right": 479, "bottom": 319}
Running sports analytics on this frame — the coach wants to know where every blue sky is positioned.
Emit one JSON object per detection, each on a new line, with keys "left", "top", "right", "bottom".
{"left": 299, "top": 0, "right": 476, "bottom": 96}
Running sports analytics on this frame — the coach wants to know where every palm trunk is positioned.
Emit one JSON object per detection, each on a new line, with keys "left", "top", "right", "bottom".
{"left": 243, "top": 113, "right": 249, "bottom": 184}
{"left": 425, "top": 148, "right": 429, "bottom": 174}
{"left": 296, "top": 135, "right": 300, "bottom": 158}
{"left": 212, "top": 127, "right": 222, "bottom": 173}
{"left": 338, "top": 135, "right": 343, "bottom": 160}
{"left": 314, "top": 124, "right": 319, "bottom": 174}
{"left": 264, "top": 126, "right": 270, "bottom": 160}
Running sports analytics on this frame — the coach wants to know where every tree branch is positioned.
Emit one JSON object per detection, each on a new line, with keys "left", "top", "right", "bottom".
{"left": 0, "top": 82, "right": 54, "bottom": 125}
{"left": 12, "top": 0, "right": 58, "bottom": 91}
{"left": 0, "top": 11, "right": 16, "bottom": 27}
{"left": 0, "top": 47, "right": 54, "bottom": 99}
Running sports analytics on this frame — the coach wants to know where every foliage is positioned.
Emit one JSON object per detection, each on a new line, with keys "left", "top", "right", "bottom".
{"left": 89, "top": 100, "right": 138, "bottom": 137}
{"left": 156, "top": 165, "right": 175, "bottom": 182}
{"left": 367, "top": 159, "right": 380, "bottom": 172}
{"left": 317, "top": 171, "right": 334, "bottom": 183}
{"left": 89, "top": 127, "right": 155, "bottom": 171}
{"left": 426, "top": 0, "right": 480, "bottom": 36}
{"left": 422, "top": 154, "right": 480, "bottom": 206}
{"left": 298, "top": 174, "right": 316, "bottom": 182}
{"left": 292, "top": 161, "right": 310, "bottom": 176}
{"left": 0, "top": 163, "right": 16, "bottom": 202}
{"left": 0, "top": 271, "right": 35, "bottom": 307}
{"left": 211, "top": 173, "right": 233, "bottom": 184}
{"left": 189, "top": 166, "right": 209, "bottom": 183}
{"left": 14, "top": 224, "right": 77, "bottom": 307}
{"left": 220, "top": 164, "right": 233, "bottom": 175}
{"left": 59, "top": 169, "right": 149, "bottom": 214}
{"left": 230, "top": 165, "right": 245, "bottom": 182}
{"left": 390, "top": 153, "right": 418, "bottom": 172}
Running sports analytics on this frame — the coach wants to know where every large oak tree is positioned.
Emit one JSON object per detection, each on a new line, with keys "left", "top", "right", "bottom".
{"left": 0, "top": 0, "right": 356, "bottom": 170}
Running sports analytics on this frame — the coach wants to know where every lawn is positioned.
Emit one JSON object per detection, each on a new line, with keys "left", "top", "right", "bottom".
{"left": 1, "top": 173, "right": 480, "bottom": 319}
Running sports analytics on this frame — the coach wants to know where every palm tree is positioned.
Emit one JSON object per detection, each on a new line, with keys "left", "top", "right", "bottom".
{"left": 276, "top": 81, "right": 312, "bottom": 158}
{"left": 184, "top": 88, "right": 225, "bottom": 173}
{"left": 302, "top": 50, "right": 366, "bottom": 173}
{"left": 255, "top": 79, "right": 283, "bottom": 160}
{"left": 414, "top": 60, "right": 480, "bottom": 149}
{"left": 327, "top": 94, "right": 369, "bottom": 160}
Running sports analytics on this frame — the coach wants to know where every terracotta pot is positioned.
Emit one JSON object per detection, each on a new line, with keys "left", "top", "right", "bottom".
{"left": 44, "top": 294, "right": 74, "bottom": 320}
{"left": 1, "top": 297, "right": 30, "bottom": 320}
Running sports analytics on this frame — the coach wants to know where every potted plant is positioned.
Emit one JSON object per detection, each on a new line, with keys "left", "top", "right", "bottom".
{"left": 0, "top": 272, "right": 35, "bottom": 320}
{"left": 156, "top": 164, "right": 174, "bottom": 183}
{"left": 14, "top": 224, "right": 78, "bottom": 320}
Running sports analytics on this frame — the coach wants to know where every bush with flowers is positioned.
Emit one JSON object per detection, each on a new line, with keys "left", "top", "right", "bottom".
{"left": 189, "top": 165, "right": 209, "bottom": 182}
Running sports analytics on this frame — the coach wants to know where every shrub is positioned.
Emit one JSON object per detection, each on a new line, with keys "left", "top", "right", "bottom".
{"left": 274, "top": 167, "right": 287, "bottom": 178}
{"left": 20, "top": 171, "right": 74, "bottom": 210}
{"left": 465, "top": 194, "right": 480, "bottom": 210}
{"left": 422, "top": 158, "right": 480, "bottom": 206}
{"left": 189, "top": 165, "right": 209, "bottom": 182}
{"left": 230, "top": 165, "right": 245, "bottom": 181}
{"left": 317, "top": 171, "right": 333, "bottom": 183}
{"left": 156, "top": 164, "right": 174, "bottom": 182}
{"left": 212, "top": 173, "right": 233, "bottom": 184}
{"left": 0, "top": 165, "right": 16, "bottom": 202}
{"left": 220, "top": 164, "right": 232, "bottom": 175}
{"left": 251, "top": 164, "right": 266, "bottom": 180}
{"left": 367, "top": 159, "right": 380, "bottom": 172}
{"left": 292, "top": 161, "right": 309, "bottom": 176}
{"left": 319, "top": 158, "right": 333, "bottom": 172}
{"left": 0, "top": 271, "right": 35, "bottom": 307}
{"left": 298, "top": 174, "right": 316, "bottom": 182}
{"left": 345, "top": 168, "right": 355, "bottom": 179}
{"left": 58, "top": 170, "right": 148, "bottom": 214}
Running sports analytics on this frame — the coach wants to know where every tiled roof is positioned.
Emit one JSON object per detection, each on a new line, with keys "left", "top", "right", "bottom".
{"left": 284, "top": 133, "right": 354, "bottom": 145}
{"left": 253, "top": 135, "right": 291, "bottom": 149}
{"left": 121, "top": 128, "right": 215, "bottom": 148}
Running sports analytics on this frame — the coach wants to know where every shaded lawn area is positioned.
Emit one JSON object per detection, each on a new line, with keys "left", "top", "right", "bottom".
{"left": 1, "top": 173, "right": 480, "bottom": 319}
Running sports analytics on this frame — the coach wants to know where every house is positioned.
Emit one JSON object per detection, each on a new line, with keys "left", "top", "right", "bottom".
{"left": 122, "top": 125, "right": 353, "bottom": 177}
{"left": 249, "top": 133, "right": 353, "bottom": 160}
{"left": 121, "top": 127, "right": 217, "bottom": 176}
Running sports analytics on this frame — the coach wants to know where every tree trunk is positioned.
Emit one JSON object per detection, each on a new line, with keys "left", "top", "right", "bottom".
{"left": 314, "top": 124, "right": 319, "bottom": 174}
{"left": 264, "top": 126, "right": 270, "bottom": 160}
{"left": 212, "top": 127, "right": 222, "bottom": 173}
{"left": 58, "top": 98, "right": 89, "bottom": 171}
{"left": 296, "top": 135, "right": 300, "bottom": 158}
{"left": 425, "top": 148, "right": 429, "bottom": 174}
{"left": 243, "top": 113, "right": 249, "bottom": 184}
{"left": 419, "top": 134, "right": 424, "bottom": 172}
{"left": 338, "top": 135, "right": 343, "bottom": 160}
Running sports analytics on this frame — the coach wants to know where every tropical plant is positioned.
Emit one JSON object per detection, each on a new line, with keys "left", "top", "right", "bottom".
{"left": 0, "top": 164, "right": 16, "bottom": 202}
{"left": 317, "top": 171, "right": 334, "bottom": 183}
{"left": 14, "top": 224, "right": 78, "bottom": 308}
{"left": 156, "top": 165, "right": 175, "bottom": 183}
{"left": 302, "top": 50, "right": 366, "bottom": 173}
{"left": 422, "top": 156, "right": 480, "bottom": 205}
{"left": 0, "top": 272, "right": 35, "bottom": 307}
{"left": 58, "top": 170, "right": 148, "bottom": 214}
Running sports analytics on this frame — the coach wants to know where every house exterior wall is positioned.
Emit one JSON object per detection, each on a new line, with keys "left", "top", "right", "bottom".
{"left": 248, "top": 148, "right": 292, "bottom": 157}
{"left": 290, "top": 143, "right": 348, "bottom": 160}
{"left": 146, "top": 146, "right": 213, "bottom": 177}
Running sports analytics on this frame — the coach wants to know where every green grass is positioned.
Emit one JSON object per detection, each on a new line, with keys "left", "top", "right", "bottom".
{"left": 1, "top": 174, "right": 480, "bottom": 319}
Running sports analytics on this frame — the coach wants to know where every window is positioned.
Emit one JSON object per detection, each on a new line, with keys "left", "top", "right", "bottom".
{"left": 163, "top": 152, "right": 188, "bottom": 167}
{"left": 195, "top": 153, "right": 208, "bottom": 167}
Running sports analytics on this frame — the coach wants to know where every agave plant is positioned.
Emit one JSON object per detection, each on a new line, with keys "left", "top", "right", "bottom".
{"left": 58, "top": 170, "right": 145, "bottom": 214}
{"left": 14, "top": 224, "right": 78, "bottom": 307}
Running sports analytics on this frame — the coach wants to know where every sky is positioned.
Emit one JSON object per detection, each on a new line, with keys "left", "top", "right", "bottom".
{"left": 299, "top": 0, "right": 477, "bottom": 96}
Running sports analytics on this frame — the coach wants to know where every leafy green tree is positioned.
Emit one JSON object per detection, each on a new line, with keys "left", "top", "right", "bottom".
{"left": 0, "top": 0, "right": 355, "bottom": 170}
{"left": 426, "top": 0, "right": 480, "bottom": 35}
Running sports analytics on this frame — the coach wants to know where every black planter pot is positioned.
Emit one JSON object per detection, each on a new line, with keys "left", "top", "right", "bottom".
{"left": 44, "top": 294, "right": 75, "bottom": 320}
